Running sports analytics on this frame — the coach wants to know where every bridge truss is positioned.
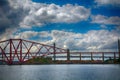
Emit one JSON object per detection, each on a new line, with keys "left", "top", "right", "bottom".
{"left": 0, "top": 39, "right": 67, "bottom": 64}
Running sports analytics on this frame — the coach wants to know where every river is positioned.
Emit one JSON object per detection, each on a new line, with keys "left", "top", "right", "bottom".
{"left": 0, "top": 64, "right": 120, "bottom": 80}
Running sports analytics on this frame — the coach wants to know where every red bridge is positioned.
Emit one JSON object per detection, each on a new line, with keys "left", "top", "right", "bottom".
{"left": 0, "top": 39, "right": 67, "bottom": 64}
{"left": 0, "top": 39, "right": 120, "bottom": 64}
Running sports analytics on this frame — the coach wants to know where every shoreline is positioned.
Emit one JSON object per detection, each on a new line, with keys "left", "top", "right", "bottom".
{"left": 7, "top": 61, "right": 120, "bottom": 65}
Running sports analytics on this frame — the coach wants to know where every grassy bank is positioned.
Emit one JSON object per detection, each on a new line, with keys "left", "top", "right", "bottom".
{"left": 23, "top": 57, "right": 120, "bottom": 64}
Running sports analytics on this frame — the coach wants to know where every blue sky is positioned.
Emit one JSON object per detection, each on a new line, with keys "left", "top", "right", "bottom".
{"left": 32, "top": 0, "right": 94, "bottom": 7}
{"left": 0, "top": 0, "right": 120, "bottom": 51}
{"left": 22, "top": 0, "right": 120, "bottom": 33}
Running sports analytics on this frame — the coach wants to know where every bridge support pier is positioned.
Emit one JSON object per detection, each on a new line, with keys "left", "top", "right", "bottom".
{"left": 114, "top": 52, "right": 116, "bottom": 63}
{"left": 67, "top": 49, "right": 70, "bottom": 61}
{"left": 118, "top": 39, "right": 120, "bottom": 59}
{"left": 53, "top": 43, "right": 56, "bottom": 61}
{"left": 9, "top": 39, "right": 13, "bottom": 65}
{"left": 102, "top": 53, "right": 104, "bottom": 62}
{"left": 20, "top": 39, "right": 22, "bottom": 63}
{"left": 80, "top": 53, "right": 81, "bottom": 61}
{"left": 91, "top": 52, "right": 93, "bottom": 61}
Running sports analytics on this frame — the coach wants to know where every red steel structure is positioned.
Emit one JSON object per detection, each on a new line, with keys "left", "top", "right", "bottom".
{"left": 0, "top": 39, "right": 67, "bottom": 64}
{"left": 0, "top": 39, "right": 119, "bottom": 64}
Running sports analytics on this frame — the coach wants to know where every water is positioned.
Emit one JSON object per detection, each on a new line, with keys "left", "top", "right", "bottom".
{"left": 0, "top": 64, "right": 120, "bottom": 80}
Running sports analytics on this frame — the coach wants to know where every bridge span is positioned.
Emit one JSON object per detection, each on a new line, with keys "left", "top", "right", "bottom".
{"left": 0, "top": 39, "right": 67, "bottom": 64}
{"left": 0, "top": 39, "right": 120, "bottom": 64}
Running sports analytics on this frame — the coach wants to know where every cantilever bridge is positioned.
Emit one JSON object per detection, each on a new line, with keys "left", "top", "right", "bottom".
{"left": 0, "top": 39, "right": 67, "bottom": 64}
{"left": 0, "top": 39, "right": 120, "bottom": 64}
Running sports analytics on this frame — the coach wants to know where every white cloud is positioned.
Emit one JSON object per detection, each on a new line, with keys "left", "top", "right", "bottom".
{"left": 7, "top": 30, "right": 119, "bottom": 52}
{"left": 14, "top": 31, "right": 38, "bottom": 39}
{"left": 95, "top": 0, "right": 120, "bottom": 6}
{"left": 91, "top": 15, "right": 120, "bottom": 25}
{"left": 8, "top": 0, "right": 90, "bottom": 28}
{"left": 52, "top": 30, "right": 119, "bottom": 51}
{"left": 100, "top": 25, "right": 107, "bottom": 28}
{"left": 0, "top": 0, "right": 119, "bottom": 52}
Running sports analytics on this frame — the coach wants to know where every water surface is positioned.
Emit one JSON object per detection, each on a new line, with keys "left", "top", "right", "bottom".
{"left": 0, "top": 64, "right": 120, "bottom": 80}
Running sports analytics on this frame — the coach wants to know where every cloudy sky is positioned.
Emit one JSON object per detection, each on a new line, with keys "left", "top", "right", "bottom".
{"left": 0, "top": 0, "right": 120, "bottom": 52}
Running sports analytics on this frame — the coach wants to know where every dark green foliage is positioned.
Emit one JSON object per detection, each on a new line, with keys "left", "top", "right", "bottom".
{"left": 104, "top": 58, "right": 120, "bottom": 64}
{"left": 26, "top": 57, "right": 52, "bottom": 64}
{"left": 117, "top": 58, "right": 120, "bottom": 62}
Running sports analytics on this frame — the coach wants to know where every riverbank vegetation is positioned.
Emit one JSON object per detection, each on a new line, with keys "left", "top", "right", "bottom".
{"left": 23, "top": 57, "right": 120, "bottom": 64}
{"left": 24, "top": 57, "right": 53, "bottom": 64}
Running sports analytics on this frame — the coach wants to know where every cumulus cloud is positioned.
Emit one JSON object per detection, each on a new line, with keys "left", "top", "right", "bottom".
{"left": 91, "top": 15, "right": 120, "bottom": 25}
{"left": 0, "top": 0, "right": 119, "bottom": 52}
{"left": 0, "top": 0, "right": 14, "bottom": 33}
{"left": 19, "top": 3, "right": 90, "bottom": 28}
{"left": 8, "top": 30, "right": 119, "bottom": 52}
{"left": 0, "top": 0, "right": 90, "bottom": 31}
{"left": 0, "top": 0, "right": 30, "bottom": 34}
{"left": 13, "top": 31, "right": 51, "bottom": 40}
{"left": 0, "top": 0, "right": 90, "bottom": 37}
{"left": 95, "top": 0, "right": 120, "bottom": 6}
{"left": 14, "top": 31, "right": 38, "bottom": 39}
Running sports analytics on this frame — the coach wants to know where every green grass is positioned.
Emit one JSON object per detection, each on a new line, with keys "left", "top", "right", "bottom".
{"left": 26, "top": 57, "right": 52, "bottom": 64}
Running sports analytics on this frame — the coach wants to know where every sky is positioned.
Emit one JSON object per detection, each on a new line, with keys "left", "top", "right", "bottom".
{"left": 0, "top": 0, "right": 120, "bottom": 52}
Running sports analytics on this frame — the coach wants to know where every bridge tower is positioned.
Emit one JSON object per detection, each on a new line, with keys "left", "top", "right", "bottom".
{"left": 118, "top": 39, "right": 120, "bottom": 58}
{"left": 67, "top": 49, "right": 70, "bottom": 61}
{"left": 53, "top": 43, "right": 56, "bottom": 61}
